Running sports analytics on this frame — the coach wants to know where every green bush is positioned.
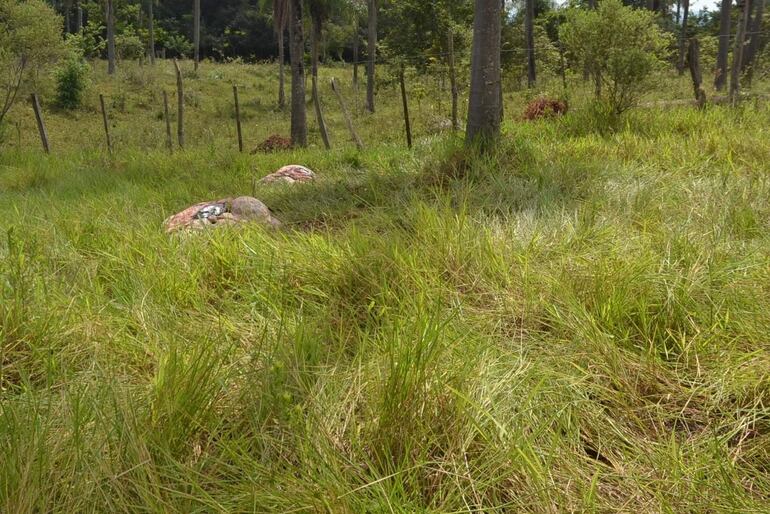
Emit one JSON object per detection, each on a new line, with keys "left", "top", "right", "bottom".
{"left": 55, "top": 51, "right": 90, "bottom": 110}
{"left": 560, "top": 0, "right": 671, "bottom": 114}
{"left": 0, "top": 0, "right": 66, "bottom": 125}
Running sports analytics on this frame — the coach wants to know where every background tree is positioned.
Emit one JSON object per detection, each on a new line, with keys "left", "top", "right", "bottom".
{"left": 148, "top": 0, "right": 155, "bottom": 64}
{"left": 106, "top": 0, "right": 116, "bottom": 74}
{"left": 715, "top": 0, "right": 731, "bottom": 90}
{"left": 272, "top": 0, "right": 290, "bottom": 108}
{"left": 561, "top": 0, "right": 670, "bottom": 115}
{"left": 289, "top": 0, "right": 307, "bottom": 146}
{"left": 0, "top": 0, "right": 66, "bottom": 127}
{"left": 193, "top": 0, "right": 200, "bottom": 70}
{"left": 466, "top": 0, "right": 501, "bottom": 144}
{"left": 526, "top": 0, "right": 536, "bottom": 87}
{"left": 677, "top": 0, "right": 690, "bottom": 74}
{"left": 366, "top": 0, "right": 376, "bottom": 113}
{"left": 742, "top": 0, "right": 765, "bottom": 77}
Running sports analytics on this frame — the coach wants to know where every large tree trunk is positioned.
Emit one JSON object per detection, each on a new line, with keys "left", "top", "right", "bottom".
{"left": 194, "top": 0, "right": 201, "bottom": 70}
{"left": 730, "top": 0, "right": 751, "bottom": 102}
{"left": 366, "top": 0, "right": 377, "bottom": 113}
{"left": 525, "top": 0, "right": 536, "bottom": 87}
{"left": 106, "top": 0, "right": 116, "bottom": 75}
{"left": 678, "top": 0, "right": 690, "bottom": 74}
{"left": 289, "top": 0, "right": 307, "bottom": 147}
{"left": 466, "top": 0, "right": 501, "bottom": 145}
{"left": 715, "top": 0, "right": 732, "bottom": 90}
{"left": 148, "top": 0, "right": 155, "bottom": 65}
{"left": 743, "top": 0, "right": 765, "bottom": 75}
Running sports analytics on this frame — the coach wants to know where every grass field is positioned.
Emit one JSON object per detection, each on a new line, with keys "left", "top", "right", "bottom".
{"left": 2, "top": 60, "right": 770, "bottom": 512}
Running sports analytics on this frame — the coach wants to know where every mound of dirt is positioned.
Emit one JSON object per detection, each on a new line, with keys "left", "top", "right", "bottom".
{"left": 523, "top": 98, "right": 568, "bottom": 121}
{"left": 251, "top": 135, "right": 292, "bottom": 154}
{"left": 259, "top": 165, "right": 316, "bottom": 185}
{"left": 164, "top": 196, "right": 281, "bottom": 234}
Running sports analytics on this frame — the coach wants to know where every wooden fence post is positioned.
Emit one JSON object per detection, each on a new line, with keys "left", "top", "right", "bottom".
{"left": 448, "top": 30, "right": 458, "bottom": 131}
{"left": 99, "top": 94, "right": 113, "bottom": 154}
{"left": 331, "top": 78, "right": 364, "bottom": 150}
{"left": 30, "top": 93, "right": 50, "bottom": 154}
{"left": 162, "top": 90, "right": 173, "bottom": 152}
{"left": 687, "top": 38, "right": 707, "bottom": 109}
{"left": 173, "top": 59, "right": 185, "bottom": 148}
{"left": 233, "top": 85, "right": 243, "bottom": 152}
{"left": 399, "top": 65, "right": 412, "bottom": 149}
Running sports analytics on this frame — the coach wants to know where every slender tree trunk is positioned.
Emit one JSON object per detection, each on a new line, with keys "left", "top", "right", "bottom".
{"left": 311, "top": 17, "right": 331, "bottom": 149}
{"left": 715, "top": 0, "right": 732, "bottom": 90}
{"left": 730, "top": 0, "right": 751, "bottom": 103}
{"left": 678, "top": 0, "right": 690, "bottom": 74}
{"left": 676, "top": 0, "right": 681, "bottom": 24}
{"left": 106, "top": 0, "right": 116, "bottom": 75}
{"left": 353, "top": 18, "right": 359, "bottom": 87}
{"left": 743, "top": 0, "right": 765, "bottom": 75}
{"left": 466, "top": 0, "right": 501, "bottom": 145}
{"left": 194, "top": 0, "right": 201, "bottom": 71}
{"left": 148, "top": 0, "right": 155, "bottom": 64}
{"left": 525, "top": 0, "right": 536, "bottom": 87}
{"left": 688, "top": 38, "right": 707, "bottom": 108}
{"left": 76, "top": 3, "right": 83, "bottom": 32}
{"left": 366, "top": 0, "right": 377, "bottom": 113}
{"left": 278, "top": 32, "right": 286, "bottom": 108}
{"left": 289, "top": 0, "right": 307, "bottom": 146}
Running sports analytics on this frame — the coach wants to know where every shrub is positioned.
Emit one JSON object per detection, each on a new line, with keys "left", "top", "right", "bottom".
{"left": 560, "top": 0, "right": 670, "bottom": 114}
{"left": 55, "top": 49, "right": 90, "bottom": 110}
{"left": 0, "top": 0, "right": 66, "bottom": 126}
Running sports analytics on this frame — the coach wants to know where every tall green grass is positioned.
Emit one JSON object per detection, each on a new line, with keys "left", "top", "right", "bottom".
{"left": 1, "top": 63, "right": 770, "bottom": 512}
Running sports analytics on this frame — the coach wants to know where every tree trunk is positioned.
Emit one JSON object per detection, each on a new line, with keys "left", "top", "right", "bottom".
{"left": 688, "top": 38, "right": 707, "bottom": 108}
{"left": 76, "top": 3, "right": 83, "bottom": 32}
{"left": 730, "top": 0, "right": 751, "bottom": 103}
{"left": 715, "top": 0, "right": 732, "bottom": 90}
{"left": 676, "top": 0, "right": 681, "bottom": 25}
{"left": 148, "top": 0, "right": 155, "bottom": 65}
{"left": 743, "top": 0, "right": 765, "bottom": 75}
{"left": 678, "top": 0, "right": 690, "bottom": 75}
{"left": 290, "top": 0, "right": 307, "bottom": 147}
{"left": 525, "top": 0, "right": 536, "bottom": 87}
{"left": 466, "top": 0, "right": 501, "bottom": 145}
{"left": 106, "top": 0, "right": 116, "bottom": 75}
{"left": 278, "top": 32, "right": 286, "bottom": 108}
{"left": 311, "top": 16, "right": 331, "bottom": 149}
{"left": 353, "top": 18, "right": 359, "bottom": 87}
{"left": 194, "top": 0, "right": 201, "bottom": 71}
{"left": 366, "top": 0, "right": 377, "bottom": 113}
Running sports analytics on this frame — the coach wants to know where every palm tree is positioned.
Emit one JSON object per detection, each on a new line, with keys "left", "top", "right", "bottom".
{"left": 466, "top": 0, "right": 501, "bottom": 145}
{"left": 273, "top": 0, "right": 290, "bottom": 108}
